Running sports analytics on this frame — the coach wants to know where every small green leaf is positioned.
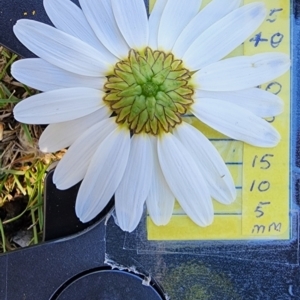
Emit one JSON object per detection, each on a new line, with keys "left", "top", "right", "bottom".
{"left": 116, "top": 105, "right": 131, "bottom": 122}
{"left": 167, "top": 91, "right": 193, "bottom": 104}
{"left": 165, "top": 108, "right": 181, "bottom": 123}
{"left": 132, "top": 66, "right": 147, "bottom": 85}
{"left": 160, "top": 79, "right": 186, "bottom": 93}
{"left": 156, "top": 91, "right": 176, "bottom": 110}
{"left": 138, "top": 56, "right": 154, "bottom": 80}
{"left": 164, "top": 54, "right": 174, "bottom": 68}
{"left": 112, "top": 96, "right": 135, "bottom": 109}
{"left": 136, "top": 109, "right": 148, "bottom": 133}
{"left": 115, "top": 69, "right": 136, "bottom": 85}
{"left": 146, "top": 96, "right": 156, "bottom": 120}
{"left": 145, "top": 48, "right": 155, "bottom": 67}
{"left": 171, "top": 60, "right": 182, "bottom": 70}
{"left": 150, "top": 118, "right": 158, "bottom": 135}
{"left": 118, "top": 84, "right": 142, "bottom": 97}
{"left": 129, "top": 95, "right": 147, "bottom": 122}
{"left": 152, "top": 52, "right": 165, "bottom": 74}
{"left": 116, "top": 62, "right": 132, "bottom": 73}
{"left": 155, "top": 104, "right": 168, "bottom": 132}
{"left": 105, "top": 81, "right": 129, "bottom": 90}
{"left": 167, "top": 69, "right": 188, "bottom": 80}
{"left": 105, "top": 92, "right": 121, "bottom": 101}
{"left": 152, "top": 67, "right": 171, "bottom": 85}
{"left": 175, "top": 87, "right": 193, "bottom": 96}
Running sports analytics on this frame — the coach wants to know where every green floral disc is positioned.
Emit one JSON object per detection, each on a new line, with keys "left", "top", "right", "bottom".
{"left": 104, "top": 48, "right": 194, "bottom": 135}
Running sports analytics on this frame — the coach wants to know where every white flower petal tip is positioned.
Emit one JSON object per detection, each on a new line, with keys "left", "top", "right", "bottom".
{"left": 146, "top": 137, "right": 175, "bottom": 226}
{"left": 195, "top": 89, "right": 284, "bottom": 118}
{"left": 52, "top": 118, "right": 117, "bottom": 190}
{"left": 157, "top": 133, "right": 214, "bottom": 227}
{"left": 75, "top": 129, "right": 131, "bottom": 223}
{"left": 13, "top": 88, "right": 103, "bottom": 124}
{"left": 11, "top": 58, "right": 105, "bottom": 92}
{"left": 193, "top": 53, "right": 290, "bottom": 91}
{"left": 174, "top": 122, "right": 236, "bottom": 205}
{"left": 182, "top": 2, "right": 267, "bottom": 70}
{"left": 192, "top": 100, "right": 281, "bottom": 148}
{"left": 38, "top": 107, "right": 110, "bottom": 153}
{"left": 116, "top": 134, "right": 153, "bottom": 233}
{"left": 13, "top": 19, "right": 110, "bottom": 77}
{"left": 172, "top": 0, "right": 242, "bottom": 58}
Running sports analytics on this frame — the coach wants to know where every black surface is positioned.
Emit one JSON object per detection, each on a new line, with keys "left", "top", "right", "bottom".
{"left": 0, "top": 0, "right": 79, "bottom": 58}
{"left": 3, "top": 221, "right": 106, "bottom": 299}
{"left": 43, "top": 169, "right": 114, "bottom": 241}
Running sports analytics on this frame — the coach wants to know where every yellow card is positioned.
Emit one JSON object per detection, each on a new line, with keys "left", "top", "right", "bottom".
{"left": 147, "top": 0, "right": 290, "bottom": 240}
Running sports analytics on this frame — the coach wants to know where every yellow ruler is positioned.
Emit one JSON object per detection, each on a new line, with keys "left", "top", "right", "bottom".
{"left": 147, "top": 0, "right": 290, "bottom": 240}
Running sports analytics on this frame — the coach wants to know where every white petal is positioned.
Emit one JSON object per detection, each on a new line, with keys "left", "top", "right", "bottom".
{"left": 192, "top": 98, "right": 280, "bottom": 147}
{"left": 79, "top": 0, "right": 129, "bottom": 58}
{"left": 39, "top": 107, "right": 111, "bottom": 153}
{"left": 13, "top": 88, "right": 104, "bottom": 124}
{"left": 43, "top": 0, "right": 117, "bottom": 64}
{"left": 14, "top": 20, "right": 109, "bottom": 77}
{"left": 183, "top": 2, "right": 267, "bottom": 70}
{"left": 12, "top": 59, "right": 105, "bottom": 92}
{"left": 195, "top": 88, "right": 284, "bottom": 118}
{"left": 148, "top": 0, "right": 168, "bottom": 49}
{"left": 157, "top": 133, "right": 213, "bottom": 227}
{"left": 146, "top": 137, "right": 175, "bottom": 226}
{"left": 173, "top": 0, "right": 241, "bottom": 58}
{"left": 76, "top": 128, "right": 131, "bottom": 223}
{"left": 157, "top": 0, "right": 201, "bottom": 51}
{"left": 193, "top": 53, "right": 290, "bottom": 91}
{"left": 111, "top": 0, "right": 149, "bottom": 50}
{"left": 53, "top": 118, "right": 117, "bottom": 189}
{"left": 174, "top": 122, "right": 236, "bottom": 205}
{"left": 115, "top": 134, "right": 153, "bottom": 232}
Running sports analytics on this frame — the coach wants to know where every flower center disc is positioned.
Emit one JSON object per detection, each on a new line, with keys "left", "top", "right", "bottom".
{"left": 104, "top": 48, "right": 194, "bottom": 135}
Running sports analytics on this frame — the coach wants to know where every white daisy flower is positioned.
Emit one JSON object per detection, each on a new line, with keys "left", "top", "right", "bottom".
{"left": 12, "top": 0, "right": 290, "bottom": 232}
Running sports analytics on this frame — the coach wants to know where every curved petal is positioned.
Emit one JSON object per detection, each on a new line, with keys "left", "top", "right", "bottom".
{"left": 39, "top": 107, "right": 111, "bottom": 152}
{"left": 173, "top": 0, "right": 241, "bottom": 58}
{"left": 43, "top": 0, "right": 117, "bottom": 64}
{"left": 13, "top": 88, "right": 104, "bottom": 124}
{"left": 183, "top": 2, "right": 267, "bottom": 70}
{"left": 192, "top": 98, "right": 280, "bottom": 147}
{"left": 12, "top": 59, "right": 105, "bottom": 92}
{"left": 75, "top": 128, "right": 131, "bottom": 223}
{"left": 195, "top": 88, "right": 284, "bottom": 118}
{"left": 79, "top": 0, "right": 129, "bottom": 58}
{"left": 111, "top": 0, "right": 149, "bottom": 50}
{"left": 148, "top": 0, "right": 168, "bottom": 49}
{"left": 157, "top": 0, "right": 201, "bottom": 51}
{"left": 174, "top": 122, "right": 236, "bottom": 204}
{"left": 157, "top": 133, "right": 213, "bottom": 227}
{"left": 53, "top": 118, "right": 117, "bottom": 189}
{"left": 115, "top": 134, "right": 153, "bottom": 232}
{"left": 13, "top": 20, "right": 109, "bottom": 77}
{"left": 146, "top": 137, "right": 175, "bottom": 226}
{"left": 193, "top": 53, "right": 290, "bottom": 91}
